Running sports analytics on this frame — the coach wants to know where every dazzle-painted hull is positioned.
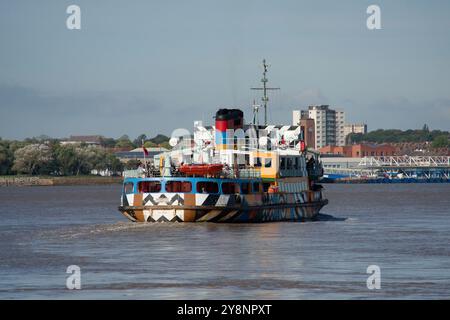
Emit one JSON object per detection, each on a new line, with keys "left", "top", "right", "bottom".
{"left": 118, "top": 191, "right": 327, "bottom": 223}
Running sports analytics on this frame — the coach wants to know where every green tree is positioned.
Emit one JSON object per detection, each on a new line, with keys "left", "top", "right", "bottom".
{"left": 159, "top": 141, "right": 171, "bottom": 150}
{"left": 432, "top": 135, "right": 449, "bottom": 148}
{"left": 87, "top": 147, "right": 123, "bottom": 175}
{"left": 149, "top": 134, "right": 169, "bottom": 144}
{"left": 115, "top": 135, "right": 135, "bottom": 149}
{"left": 124, "top": 159, "right": 141, "bottom": 170}
{"left": 0, "top": 139, "right": 14, "bottom": 175}
{"left": 133, "top": 134, "right": 147, "bottom": 147}
{"left": 143, "top": 141, "right": 157, "bottom": 148}
{"left": 73, "top": 146, "right": 98, "bottom": 175}
{"left": 12, "top": 144, "right": 53, "bottom": 175}
{"left": 54, "top": 144, "right": 78, "bottom": 175}
{"left": 99, "top": 136, "right": 116, "bottom": 148}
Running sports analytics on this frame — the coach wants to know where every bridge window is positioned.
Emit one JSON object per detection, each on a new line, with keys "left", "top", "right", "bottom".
{"left": 124, "top": 182, "right": 134, "bottom": 194}
{"left": 245, "top": 154, "right": 250, "bottom": 165}
{"left": 138, "top": 181, "right": 161, "bottom": 193}
{"left": 241, "top": 182, "right": 251, "bottom": 194}
{"left": 262, "top": 183, "right": 271, "bottom": 192}
{"left": 197, "top": 181, "right": 219, "bottom": 194}
{"left": 222, "top": 182, "right": 239, "bottom": 194}
{"left": 254, "top": 157, "right": 272, "bottom": 168}
{"left": 166, "top": 181, "right": 192, "bottom": 193}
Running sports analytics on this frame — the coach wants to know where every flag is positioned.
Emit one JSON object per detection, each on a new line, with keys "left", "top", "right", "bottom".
{"left": 142, "top": 146, "right": 149, "bottom": 156}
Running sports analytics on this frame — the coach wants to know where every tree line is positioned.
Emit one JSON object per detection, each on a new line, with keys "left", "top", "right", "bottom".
{"left": 0, "top": 133, "right": 171, "bottom": 176}
{"left": 100, "top": 134, "right": 171, "bottom": 150}
{"left": 348, "top": 125, "right": 450, "bottom": 148}
{"left": 0, "top": 139, "right": 126, "bottom": 176}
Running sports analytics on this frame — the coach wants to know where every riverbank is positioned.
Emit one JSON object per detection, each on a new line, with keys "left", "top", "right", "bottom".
{"left": 0, "top": 175, "right": 123, "bottom": 187}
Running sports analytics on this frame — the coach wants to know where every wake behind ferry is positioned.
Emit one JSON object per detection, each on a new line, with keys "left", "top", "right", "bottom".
{"left": 118, "top": 60, "right": 328, "bottom": 222}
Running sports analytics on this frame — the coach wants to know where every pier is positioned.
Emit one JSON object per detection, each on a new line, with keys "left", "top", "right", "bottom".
{"left": 322, "top": 156, "right": 450, "bottom": 182}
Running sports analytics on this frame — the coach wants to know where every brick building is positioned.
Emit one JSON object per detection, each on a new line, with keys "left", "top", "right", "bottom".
{"left": 319, "top": 143, "right": 397, "bottom": 158}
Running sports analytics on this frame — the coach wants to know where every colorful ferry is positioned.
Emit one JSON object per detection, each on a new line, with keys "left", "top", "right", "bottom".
{"left": 118, "top": 61, "right": 328, "bottom": 222}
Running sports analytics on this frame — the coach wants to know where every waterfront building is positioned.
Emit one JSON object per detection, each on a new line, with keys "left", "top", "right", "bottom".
{"left": 292, "top": 111, "right": 315, "bottom": 149}
{"left": 293, "top": 105, "right": 345, "bottom": 149}
{"left": 115, "top": 147, "right": 168, "bottom": 163}
{"left": 319, "top": 143, "right": 397, "bottom": 158}
{"left": 61, "top": 135, "right": 103, "bottom": 146}
{"left": 344, "top": 123, "right": 368, "bottom": 142}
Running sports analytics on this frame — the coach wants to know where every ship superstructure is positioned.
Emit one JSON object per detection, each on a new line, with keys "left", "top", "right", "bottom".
{"left": 118, "top": 61, "right": 328, "bottom": 222}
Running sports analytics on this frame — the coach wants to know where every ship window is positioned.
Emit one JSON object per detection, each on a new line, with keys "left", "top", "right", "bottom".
{"left": 222, "top": 182, "right": 239, "bottom": 194}
{"left": 252, "top": 182, "right": 261, "bottom": 193}
{"left": 294, "top": 157, "right": 299, "bottom": 170}
{"left": 287, "top": 158, "right": 293, "bottom": 170}
{"left": 264, "top": 158, "right": 272, "bottom": 168}
{"left": 262, "top": 183, "right": 271, "bottom": 192}
{"left": 138, "top": 181, "right": 161, "bottom": 193}
{"left": 241, "top": 182, "right": 251, "bottom": 194}
{"left": 124, "top": 182, "right": 134, "bottom": 194}
{"left": 197, "top": 181, "right": 219, "bottom": 194}
{"left": 166, "top": 181, "right": 192, "bottom": 193}
{"left": 254, "top": 157, "right": 262, "bottom": 167}
{"left": 280, "top": 157, "right": 286, "bottom": 170}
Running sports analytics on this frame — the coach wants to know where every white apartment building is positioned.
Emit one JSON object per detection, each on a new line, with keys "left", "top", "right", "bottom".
{"left": 293, "top": 105, "right": 345, "bottom": 149}
{"left": 344, "top": 123, "right": 368, "bottom": 138}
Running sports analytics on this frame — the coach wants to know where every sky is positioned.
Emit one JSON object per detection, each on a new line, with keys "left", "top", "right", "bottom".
{"left": 1, "top": 0, "right": 449, "bottom": 140}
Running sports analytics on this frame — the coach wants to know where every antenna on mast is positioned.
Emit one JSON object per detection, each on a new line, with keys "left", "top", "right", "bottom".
{"left": 251, "top": 59, "right": 280, "bottom": 125}
{"left": 252, "top": 99, "right": 261, "bottom": 126}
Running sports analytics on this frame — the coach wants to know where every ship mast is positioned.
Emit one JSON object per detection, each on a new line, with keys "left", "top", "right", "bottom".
{"left": 251, "top": 59, "right": 280, "bottom": 125}
{"left": 252, "top": 99, "right": 261, "bottom": 126}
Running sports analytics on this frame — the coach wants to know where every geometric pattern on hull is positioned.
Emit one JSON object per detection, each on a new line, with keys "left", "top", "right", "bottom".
{"left": 119, "top": 191, "right": 327, "bottom": 223}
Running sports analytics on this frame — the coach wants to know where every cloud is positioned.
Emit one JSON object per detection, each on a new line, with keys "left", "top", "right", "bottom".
{"left": 291, "top": 88, "right": 329, "bottom": 108}
{"left": 0, "top": 84, "right": 163, "bottom": 139}
{"left": 346, "top": 96, "right": 450, "bottom": 131}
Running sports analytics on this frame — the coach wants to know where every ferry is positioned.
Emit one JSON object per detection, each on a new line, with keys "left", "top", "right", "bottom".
{"left": 118, "top": 60, "right": 328, "bottom": 222}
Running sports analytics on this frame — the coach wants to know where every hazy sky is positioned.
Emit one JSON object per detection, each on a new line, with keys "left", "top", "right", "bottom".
{"left": 1, "top": 0, "right": 449, "bottom": 139}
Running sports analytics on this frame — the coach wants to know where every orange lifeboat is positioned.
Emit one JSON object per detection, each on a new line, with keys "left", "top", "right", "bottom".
{"left": 179, "top": 164, "right": 223, "bottom": 176}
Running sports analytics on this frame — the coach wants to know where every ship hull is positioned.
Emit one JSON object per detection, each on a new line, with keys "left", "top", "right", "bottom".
{"left": 118, "top": 192, "right": 327, "bottom": 223}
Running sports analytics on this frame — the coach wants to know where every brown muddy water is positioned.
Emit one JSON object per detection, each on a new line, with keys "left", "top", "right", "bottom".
{"left": 0, "top": 184, "right": 449, "bottom": 299}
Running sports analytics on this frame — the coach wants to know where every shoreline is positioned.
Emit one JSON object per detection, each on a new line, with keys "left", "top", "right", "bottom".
{"left": 0, "top": 176, "right": 123, "bottom": 187}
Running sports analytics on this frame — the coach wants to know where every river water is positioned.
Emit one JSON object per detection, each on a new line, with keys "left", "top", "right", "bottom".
{"left": 0, "top": 184, "right": 449, "bottom": 299}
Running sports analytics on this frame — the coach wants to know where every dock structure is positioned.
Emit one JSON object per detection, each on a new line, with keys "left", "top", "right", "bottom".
{"left": 323, "top": 156, "right": 450, "bottom": 181}
{"left": 359, "top": 156, "right": 450, "bottom": 180}
{"left": 358, "top": 156, "right": 450, "bottom": 168}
